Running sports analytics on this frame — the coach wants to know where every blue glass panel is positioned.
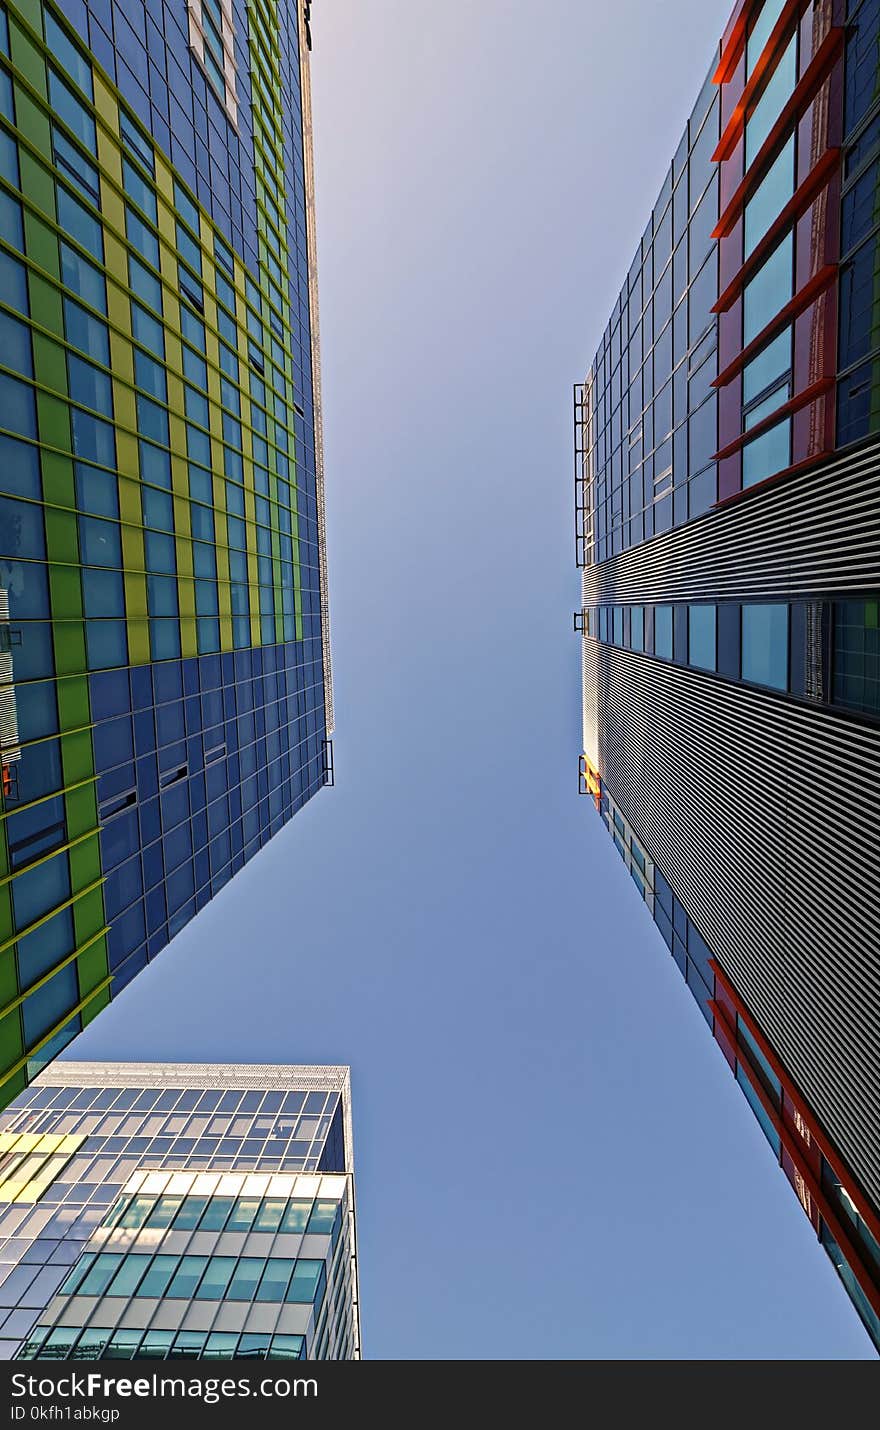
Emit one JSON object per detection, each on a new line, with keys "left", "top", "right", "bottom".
{"left": 17, "top": 907, "right": 75, "bottom": 988}
{"left": 21, "top": 964, "right": 79, "bottom": 1046}
{"left": 0, "top": 309, "right": 32, "bottom": 377}
{"left": 744, "top": 234, "right": 792, "bottom": 344}
{"left": 68, "top": 356, "right": 112, "bottom": 416}
{"left": 742, "top": 603, "right": 789, "bottom": 690}
{"left": 44, "top": 12, "right": 94, "bottom": 97}
{"left": 0, "top": 373, "right": 36, "bottom": 441}
{"left": 688, "top": 604, "right": 716, "bottom": 671}
{"left": 746, "top": 0, "right": 788, "bottom": 77}
{"left": 48, "top": 70, "right": 96, "bottom": 150}
{"left": 71, "top": 411, "right": 115, "bottom": 466}
{"left": 744, "top": 136, "right": 794, "bottom": 257}
{"left": 745, "top": 34, "right": 796, "bottom": 166}
{"left": 742, "top": 417, "right": 791, "bottom": 487}
{"left": 89, "top": 625, "right": 133, "bottom": 682}
{"left": 56, "top": 186, "right": 103, "bottom": 261}
{"left": 742, "top": 327, "right": 792, "bottom": 405}
{"left": 654, "top": 606, "right": 673, "bottom": 659}
{"left": 60, "top": 243, "right": 106, "bottom": 312}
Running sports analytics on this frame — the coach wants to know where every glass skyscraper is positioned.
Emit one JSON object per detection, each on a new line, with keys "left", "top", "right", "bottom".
{"left": 0, "top": 0, "right": 332, "bottom": 1106}
{"left": 576, "top": 0, "right": 880, "bottom": 1351}
{"left": 0, "top": 1061, "right": 359, "bottom": 1360}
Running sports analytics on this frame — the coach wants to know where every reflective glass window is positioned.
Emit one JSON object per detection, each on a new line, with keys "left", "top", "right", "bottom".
{"left": 279, "top": 1200, "right": 312, "bottom": 1233}
{"left": 286, "top": 1259, "right": 323, "bottom": 1303}
{"left": 226, "top": 1257, "right": 263, "bottom": 1300}
{"left": 742, "top": 417, "right": 791, "bottom": 487}
{"left": 77, "top": 1252, "right": 123, "bottom": 1296}
{"left": 742, "top": 328, "right": 792, "bottom": 405}
{"left": 48, "top": 69, "right": 95, "bottom": 150}
{"left": 166, "top": 1255, "right": 209, "bottom": 1298}
{"left": 195, "top": 1256, "right": 237, "bottom": 1300}
{"left": 742, "top": 603, "right": 789, "bottom": 690}
{"left": 746, "top": 34, "right": 797, "bottom": 166}
{"left": 688, "top": 604, "right": 716, "bottom": 671}
{"left": 136, "top": 1255, "right": 179, "bottom": 1297}
{"left": 744, "top": 234, "right": 792, "bottom": 345}
{"left": 255, "top": 1258, "right": 295, "bottom": 1302}
{"left": 44, "top": 13, "right": 93, "bottom": 96}
{"left": 56, "top": 186, "right": 102, "bottom": 261}
{"left": 105, "top": 1254, "right": 151, "bottom": 1298}
{"left": 654, "top": 604, "right": 673, "bottom": 659}
{"left": 744, "top": 136, "right": 795, "bottom": 257}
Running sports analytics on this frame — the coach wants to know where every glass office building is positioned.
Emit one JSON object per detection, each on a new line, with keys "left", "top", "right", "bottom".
{"left": 0, "top": 1061, "right": 359, "bottom": 1359}
{"left": 0, "top": 0, "right": 333, "bottom": 1107}
{"left": 576, "top": 0, "right": 880, "bottom": 1350}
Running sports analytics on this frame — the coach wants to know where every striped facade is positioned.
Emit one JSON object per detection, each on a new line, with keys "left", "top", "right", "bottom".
{"left": 577, "top": 0, "right": 880, "bottom": 1352}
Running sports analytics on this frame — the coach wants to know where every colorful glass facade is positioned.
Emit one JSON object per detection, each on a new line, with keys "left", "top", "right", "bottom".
{"left": 0, "top": 0, "right": 332, "bottom": 1106}
{"left": 577, "top": 0, "right": 880, "bottom": 1352}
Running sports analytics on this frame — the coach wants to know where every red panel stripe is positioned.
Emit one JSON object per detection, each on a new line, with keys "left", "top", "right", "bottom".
{"left": 712, "top": 148, "right": 841, "bottom": 312}
{"left": 712, "top": 377, "right": 834, "bottom": 461}
{"left": 713, "top": 0, "right": 806, "bottom": 161}
{"left": 713, "top": 27, "right": 844, "bottom": 238}
{"left": 711, "top": 992, "right": 880, "bottom": 1320}
{"left": 714, "top": 0, "right": 762, "bottom": 85}
{"left": 712, "top": 263, "right": 836, "bottom": 389}
{"left": 710, "top": 959, "right": 880, "bottom": 1246}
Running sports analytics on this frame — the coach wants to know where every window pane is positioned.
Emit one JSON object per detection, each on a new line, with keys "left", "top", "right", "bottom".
{"left": 746, "top": 0, "right": 787, "bottom": 76}
{"left": 45, "top": 13, "right": 93, "bottom": 97}
{"left": 166, "top": 1255, "right": 208, "bottom": 1298}
{"left": 61, "top": 243, "right": 106, "bottom": 311}
{"left": 833, "top": 598, "right": 880, "bottom": 715}
{"left": 119, "top": 1194, "right": 153, "bottom": 1230}
{"left": 194, "top": 1256, "right": 236, "bottom": 1300}
{"left": 746, "top": 34, "right": 797, "bottom": 166}
{"left": 253, "top": 1198, "right": 286, "bottom": 1232}
{"left": 105, "top": 1253, "right": 151, "bottom": 1297}
{"left": 254, "top": 1258, "right": 294, "bottom": 1302}
{"left": 48, "top": 70, "right": 96, "bottom": 150}
{"left": 654, "top": 605, "right": 673, "bottom": 660}
{"left": 56, "top": 186, "right": 103, "bottom": 261}
{"left": 742, "top": 327, "right": 792, "bottom": 405}
{"left": 744, "top": 136, "right": 794, "bottom": 257}
{"left": 136, "top": 1254, "right": 179, "bottom": 1297}
{"left": 839, "top": 231, "right": 880, "bottom": 370}
{"left": 742, "top": 603, "right": 788, "bottom": 690}
{"left": 285, "top": 1259, "right": 322, "bottom": 1303}
{"left": 78, "top": 1252, "right": 123, "bottom": 1296}
{"left": 306, "top": 1201, "right": 339, "bottom": 1235}
{"left": 138, "top": 1330, "right": 173, "bottom": 1358}
{"left": 742, "top": 417, "right": 791, "bottom": 487}
{"left": 146, "top": 1195, "right": 183, "bottom": 1229}
{"left": 64, "top": 298, "right": 108, "bottom": 357}
{"left": 123, "top": 157, "right": 157, "bottom": 222}
{"left": 226, "top": 1257, "right": 264, "bottom": 1300}
{"left": 688, "top": 604, "right": 716, "bottom": 671}
{"left": 226, "top": 1196, "right": 260, "bottom": 1232}
{"left": 744, "top": 234, "right": 792, "bottom": 345}
{"left": 198, "top": 1196, "right": 233, "bottom": 1231}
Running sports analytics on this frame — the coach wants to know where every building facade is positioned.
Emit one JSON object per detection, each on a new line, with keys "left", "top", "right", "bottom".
{"left": 576, "top": 0, "right": 880, "bottom": 1351}
{"left": 0, "top": 1061, "right": 359, "bottom": 1359}
{"left": 0, "top": 0, "right": 333, "bottom": 1107}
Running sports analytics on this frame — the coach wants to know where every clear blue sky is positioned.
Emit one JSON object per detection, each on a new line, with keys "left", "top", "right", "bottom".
{"left": 68, "top": 0, "right": 873, "bottom": 1358}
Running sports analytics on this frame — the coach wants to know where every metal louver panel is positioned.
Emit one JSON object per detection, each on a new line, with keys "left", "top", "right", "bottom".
{"left": 582, "top": 441, "right": 880, "bottom": 605}
{"left": 593, "top": 642, "right": 880, "bottom": 1211}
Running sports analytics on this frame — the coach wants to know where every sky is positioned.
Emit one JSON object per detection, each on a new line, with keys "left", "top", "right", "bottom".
{"left": 67, "top": 0, "right": 873, "bottom": 1359}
